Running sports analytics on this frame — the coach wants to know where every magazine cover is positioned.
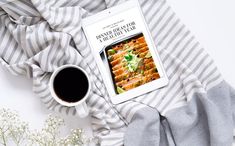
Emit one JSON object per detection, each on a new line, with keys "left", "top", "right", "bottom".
{"left": 82, "top": 0, "right": 168, "bottom": 104}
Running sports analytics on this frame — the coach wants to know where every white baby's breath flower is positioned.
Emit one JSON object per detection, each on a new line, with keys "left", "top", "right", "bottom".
{"left": 0, "top": 108, "right": 96, "bottom": 146}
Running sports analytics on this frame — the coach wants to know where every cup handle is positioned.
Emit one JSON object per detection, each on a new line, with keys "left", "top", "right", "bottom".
{"left": 75, "top": 102, "right": 89, "bottom": 118}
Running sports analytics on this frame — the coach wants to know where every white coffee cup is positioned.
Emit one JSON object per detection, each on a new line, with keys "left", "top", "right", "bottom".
{"left": 49, "top": 64, "right": 91, "bottom": 118}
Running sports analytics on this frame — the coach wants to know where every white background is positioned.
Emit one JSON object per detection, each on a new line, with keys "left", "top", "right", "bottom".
{"left": 0, "top": 0, "right": 235, "bottom": 144}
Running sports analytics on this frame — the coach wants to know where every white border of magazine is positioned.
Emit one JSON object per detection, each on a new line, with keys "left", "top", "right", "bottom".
{"left": 82, "top": 0, "right": 169, "bottom": 104}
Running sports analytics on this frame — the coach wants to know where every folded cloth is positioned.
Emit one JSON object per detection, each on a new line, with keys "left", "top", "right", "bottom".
{"left": 125, "top": 82, "right": 235, "bottom": 146}
{"left": 0, "top": 0, "right": 234, "bottom": 146}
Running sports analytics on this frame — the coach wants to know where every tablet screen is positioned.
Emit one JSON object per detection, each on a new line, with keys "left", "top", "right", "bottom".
{"left": 82, "top": 0, "right": 168, "bottom": 104}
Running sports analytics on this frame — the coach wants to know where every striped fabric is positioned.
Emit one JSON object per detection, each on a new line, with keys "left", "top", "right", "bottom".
{"left": 0, "top": 0, "right": 223, "bottom": 145}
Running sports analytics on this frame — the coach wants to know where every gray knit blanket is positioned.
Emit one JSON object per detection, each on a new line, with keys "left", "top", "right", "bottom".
{"left": 1, "top": 0, "right": 234, "bottom": 146}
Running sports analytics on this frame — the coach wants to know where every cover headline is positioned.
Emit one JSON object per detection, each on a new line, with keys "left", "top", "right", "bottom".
{"left": 96, "top": 21, "right": 136, "bottom": 43}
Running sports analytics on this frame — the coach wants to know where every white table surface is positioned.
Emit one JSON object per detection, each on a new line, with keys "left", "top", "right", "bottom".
{"left": 0, "top": 0, "right": 235, "bottom": 144}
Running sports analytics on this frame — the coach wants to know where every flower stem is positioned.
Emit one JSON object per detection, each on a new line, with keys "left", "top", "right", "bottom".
{"left": 1, "top": 132, "right": 7, "bottom": 146}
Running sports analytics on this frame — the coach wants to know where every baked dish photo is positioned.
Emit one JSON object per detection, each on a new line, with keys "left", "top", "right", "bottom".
{"left": 101, "top": 33, "right": 160, "bottom": 94}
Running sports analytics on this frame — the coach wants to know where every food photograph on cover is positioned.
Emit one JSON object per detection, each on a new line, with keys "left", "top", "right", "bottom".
{"left": 100, "top": 33, "right": 160, "bottom": 94}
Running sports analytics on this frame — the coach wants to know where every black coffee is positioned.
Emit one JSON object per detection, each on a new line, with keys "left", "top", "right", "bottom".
{"left": 53, "top": 67, "right": 89, "bottom": 103}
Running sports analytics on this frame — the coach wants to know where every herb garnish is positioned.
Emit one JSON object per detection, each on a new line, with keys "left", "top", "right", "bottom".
{"left": 123, "top": 51, "right": 142, "bottom": 72}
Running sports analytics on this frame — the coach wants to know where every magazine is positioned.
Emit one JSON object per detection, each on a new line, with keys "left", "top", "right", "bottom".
{"left": 82, "top": 0, "right": 168, "bottom": 104}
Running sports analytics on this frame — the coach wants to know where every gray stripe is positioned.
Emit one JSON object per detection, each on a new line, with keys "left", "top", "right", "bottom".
{"left": 15, "top": 24, "right": 29, "bottom": 59}
{"left": 57, "top": 42, "right": 68, "bottom": 67}
{"left": 201, "top": 67, "right": 218, "bottom": 84}
{"left": 106, "top": 0, "right": 118, "bottom": 8}
{"left": 64, "top": 46, "right": 71, "bottom": 64}
{"left": 181, "top": 42, "right": 200, "bottom": 63}
{"left": 148, "top": 0, "right": 166, "bottom": 21}
{"left": 163, "top": 29, "right": 189, "bottom": 61}
{"left": 67, "top": 16, "right": 81, "bottom": 38}
{"left": 12, "top": 64, "right": 26, "bottom": 75}
{"left": 8, "top": 66, "right": 24, "bottom": 75}
{"left": 43, "top": 34, "right": 59, "bottom": 69}
{"left": 14, "top": 44, "right": 25, "bottom": 63}
{"left": 27, "top": 34, "right": 37, "bottom": 56}
{"left": 174, "top": 36, "right": 195, "bottom": 59}
{"left": 81, "top": 0, "right": 95, "bottom": 9}
{"left": 50, "top": 102, "right": 60, "bottom": 111}
{"left": 183, "top": 78, "right": 198, "bottom": 87}
{"left": 69, "top": 0, "right": 82, "bottom": 6}
{"left": 165, "top": 42, "right": 199, "bottom": 71}
{"left": 65, "top": 107, "right": 70, "bottom": 115}
{"left": 89, "top": 94, "right": 128, "bottom": 124}
{"left": 35, "top": 1, "right": 49, "bottom": 19}
{"left": 86, "top": 54, "right": 97, "bottom": 66}
{"left": 206, "top": 73, "right": 221, "bottom": 87}
{"left": 40, "top": 91, "right": 51, "bottom": 99}
{"left": 42, "top": 23, "right": 49, "bottom": 47}
{"left": 105, "top": 0, "right": 111, "bottom": 7}
{"left": 93, "top": 123, "right": 126, "bottom": 131}
{"left": 168, "top": 30, "right": 190, "bottom": 56}
{"left": 17, "top": 64, "right": 27, "bottom": 75}
{"left": 197, "top": 59, "right": 213, "bottom": 79}
{"left": 57, "top": 8, "right": 67, "bottom": 29}
{"left": 158, "top": 18, "right": 180, "bottom": 45}
{"left": 124, "top": 103, "right": 142, "bottom": 119}
{"left": 59, "top": 0, "right": 73, "bottom": 7}
{"left": 89, "top": 96, "right": 102, "bottom": 108}
{"left": 161, "top": 25, "right": 185, "bottom": 54}
{"left": 142, "top": 0, "right": 157, "bottom": 19}
{"left": 77, "top": 34, "right": 87, "bottom": 51}
{"left": 149, "top": 6, "right": 170, "bottom": 30}
{"left": 16, "top": 0, "right": 39, "bottom": 16}
{"left": 43, "top": 96, "right": 54, "bottom": 105}
{"left": 1, "top": 32, "right": 13, "bottom": 58}
{"left": 7, "top": 42, "right": 18, "bottom": 63}
{"left": 34, "top": 85, "right": 48, "bottom": 94}
{"left": 61, "top": 7, "right": 75, "bottom": 30}
{"left": 72, "top": 108, "right": 76, "bottom": 115}
{"left": 37, "top": 50, "right": 43, "bottom": 67}
{"left": 80, "top": 47, "right": 90, "bottom": 61}
{"left": 86, "top": 91, "right": 98, "bottom": 103}
{"left": 32, "top": 0, "right": 40, "bottom": 7}
{"left": 44, "top": 40, "right": 56, "bottom": 71}
{"left": 49, "top": 100, "right": 60, "bottom": 110}
{"left": 7, "top": 2, "right": 35, "bottom": 16}
{"left": 71, "top": 27, "right": 82, "bottom": 42}
{"left": 111, "top": 0, "right": 119, "bottom": 7}
{"left": 48, "top": 34, "right": 61, "bottom": 70}
{"left": 69, "top": 0, "right": 82, "bottom": 7}
{"left": 48, "top": 0, "right": 57, "bottom": 7}
{"left": 0, "top": 16, "right": 8, "bottom": 48}
{"left": 149, "top": 87, "right": 162, "bottom": 104}
{"left": 50, "top": 7, "right": 59, "bottom": 27}
{"left": 150, "top": 13, "right": 175, "bottom": 36}
{"left": 59, "top": 0, "right": 73, "bottom": 6}
{"left": 187, "top": 48, "right": 204, "bottom": 67}
{"left": 72, "top": 51, "right": 79, "bottom": 65}
{"left": 34, "top": 24, "right": 43, "bottom": 52}
{"left": 81, "top": 44, "right": 91, "bottom": 57}
{"left": 8, "top": 65, "right": 21, "bottom": 75}
{"left": 33, "top": 83, "right": 41, "bottom": 87}
{"left": 32, "top": 68, "right": 43, "bottom": 75}
{"left": 139, "top": 0, "right": 149, "bottom": 9}
{"left": 117, "top": 102, "right": 131, "bottom": 115}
